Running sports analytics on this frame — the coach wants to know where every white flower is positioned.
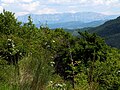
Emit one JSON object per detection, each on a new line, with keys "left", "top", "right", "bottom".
{"left": 8, "top": 39, "right": 12, "bottom": 41}
{"left": 12, "top": 48, "right": 15, "bottom": 51}
{"left": 51, "top": 56, "right": 54, "bottom": 59}
{"left": 9, "top": 52, "right": 12, "bottom": 55}
{"left": 52, "top": 40, "right": 55, "bottom": 43}
{"left": 50, "top": 61, "right": 55, "bottom": 66}
{"left": 49, "top": 81, "right": 53, "bottom": 84}
{"left": 8, "top": 43, "right": 11, "bottom": 46}
{"left": 50, "top": 61, "right": 55, "bottom": 64}
{"left": 20, "top": 53, "right": 22, "bottom": 55}
{"left": 55, "top": 83, "right": 63, "bottom": 88}
{"left": 12, "top": 43, "right": 15, "bottom": 47}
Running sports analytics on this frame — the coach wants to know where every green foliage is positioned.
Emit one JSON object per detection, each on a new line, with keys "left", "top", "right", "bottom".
{"left": 94, "top": 48, "right": 120, "bottom": 90}
{"left": 0, "top": 10, "right": 21, "bottom": 35}
{"left": 0, "top": 10, "right": 120, "bottom": 90}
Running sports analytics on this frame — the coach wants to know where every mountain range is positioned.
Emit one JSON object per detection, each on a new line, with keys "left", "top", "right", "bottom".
{"left": 17, "top": 12, "right": 118, "bottom": 29}
{"left": 47, "top": 20, "right": 107, "bottom": 29}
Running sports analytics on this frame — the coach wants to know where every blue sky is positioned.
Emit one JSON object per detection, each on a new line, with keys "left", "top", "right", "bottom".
{"left": 0, "top": 0, "right": 120, "bottom": 16}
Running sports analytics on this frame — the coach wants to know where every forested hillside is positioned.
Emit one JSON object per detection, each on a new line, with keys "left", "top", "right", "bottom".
{"left": 88, "top": 16, "right": 120, "bottom": 48}
{"left": 0, "top": 10, "right": 120, "bottom": 90}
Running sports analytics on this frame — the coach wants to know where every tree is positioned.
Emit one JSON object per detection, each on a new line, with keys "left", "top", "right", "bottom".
{"left": 0, "top": 10, "right": 21, "bottom": 35}
{"left": 53, "top": 31, "right": 116, "bottom": 89}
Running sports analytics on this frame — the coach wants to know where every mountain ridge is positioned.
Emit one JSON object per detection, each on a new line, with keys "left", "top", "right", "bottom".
{"left": 46, "top": 20, "right": 107, "bottom": 29}
{"left": 17, "top": 12, "right": 118, "bottom": 24}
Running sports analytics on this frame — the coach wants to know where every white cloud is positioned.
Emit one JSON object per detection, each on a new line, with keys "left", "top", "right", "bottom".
{"left": 94, "top": 0, "right": 104, "bottom": 5}
{"left": 15, "top": 11, "right": 29, "bottom": 16}
{"left": 17, "top": 0, "right": 33, "bottom": 3}
{"left": 105, "top": 0, "right": 119, "bottom": 5}
{"left": 36, "top": 8, "right": 57, "bottom": 14}
{"left": 1, "top": 3, "right": 8, "bottom": 7}
{"left": 48, "top": 0, "right": 69, "bottom": 3}
{"left": 20, "top": 1, "right": 40, "bottom": 12}
{"left": 48, "top": 0, "right": 120, "bottom": 5}
{"left": 47, "top": 0, "right": 82, "bottom": 4}
{"left": 1, "top": 0, "right": 120, "bottom": 16}
{"left": 1, "top": 0, "right": 14, "bottom": 3}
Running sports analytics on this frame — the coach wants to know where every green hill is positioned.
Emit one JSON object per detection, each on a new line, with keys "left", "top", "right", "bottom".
{"left": 88, "top": 16, "right": 120, "bottom": 48}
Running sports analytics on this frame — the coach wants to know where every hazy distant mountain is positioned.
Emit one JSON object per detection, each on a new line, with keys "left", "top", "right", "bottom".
{"left": 17, "top": 12, "right": 118, "bottom": 25}
{"left": 47, "top": 20, "right": 107, "bottom": 29}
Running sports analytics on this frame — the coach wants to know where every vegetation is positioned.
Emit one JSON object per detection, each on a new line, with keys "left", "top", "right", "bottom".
{"left": 0, "top": 10, "right": 120, "bottom": 90}
{"left": 88, "top": 16, "right": 120, "bottom": 48}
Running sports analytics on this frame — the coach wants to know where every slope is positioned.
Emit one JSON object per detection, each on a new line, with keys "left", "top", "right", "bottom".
{"left": 88, "top": 16, "right": 120, "bottom": 48}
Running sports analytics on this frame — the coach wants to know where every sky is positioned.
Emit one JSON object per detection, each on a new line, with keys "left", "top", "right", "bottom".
{"left": 0, "top": 0, "right": 120, "bottom": 17}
